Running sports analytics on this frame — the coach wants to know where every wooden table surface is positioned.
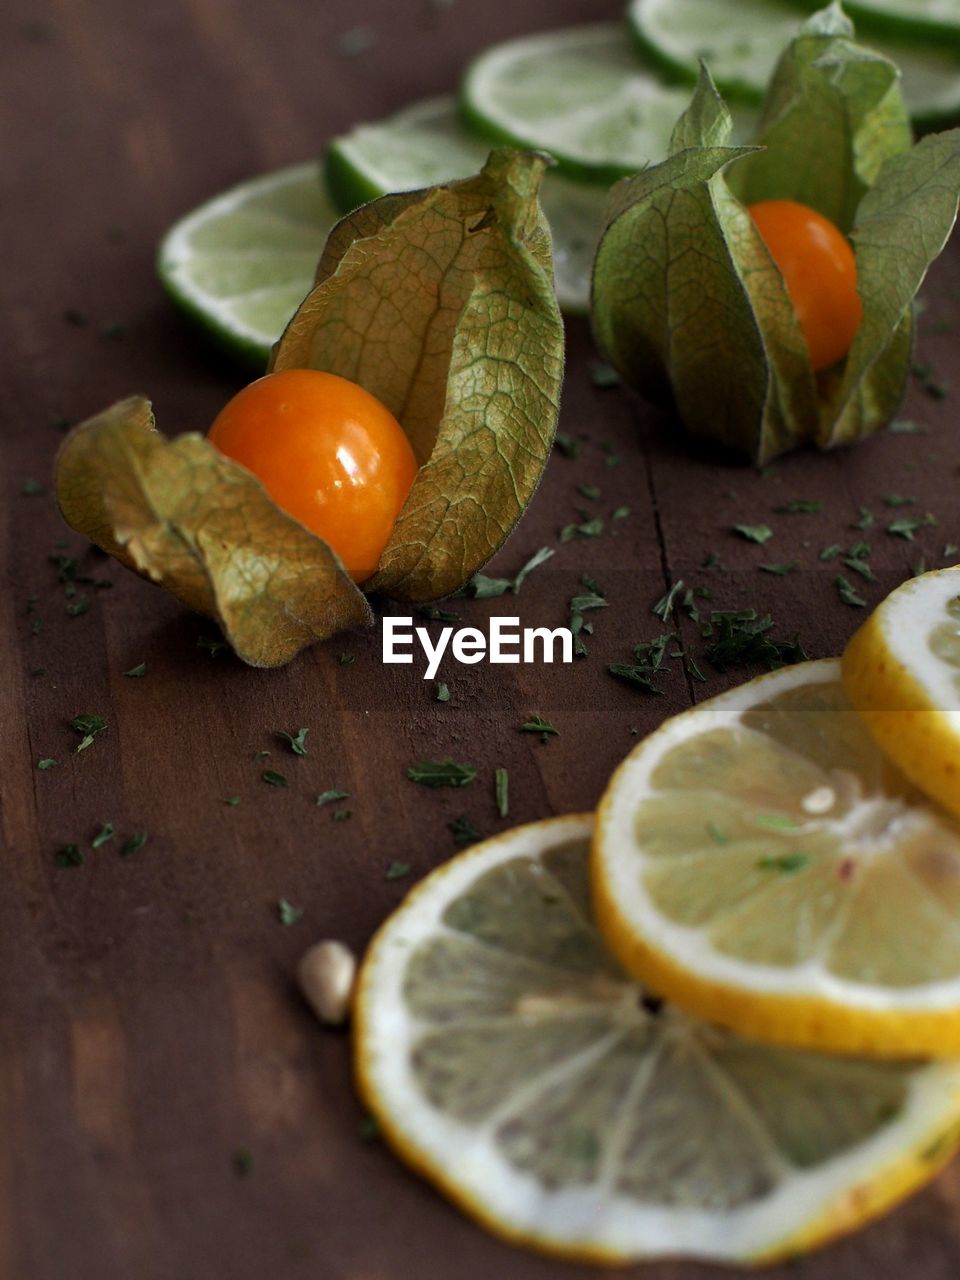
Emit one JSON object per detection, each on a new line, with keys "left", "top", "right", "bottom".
{"left": 4, "top": 1, "right": 960, "bottom": 1276}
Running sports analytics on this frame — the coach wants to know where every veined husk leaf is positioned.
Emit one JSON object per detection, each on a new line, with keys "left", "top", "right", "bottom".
{"left": 55, "top": 150, "right": 563, "bottom": 665}
{"left": 271, "top": 147, "right": 564, "bottom": 601}
{"left": 727, "top": 3, "right": 912, "bottom": 232}
{"left": 591, "top": 68, "right": 818, "bottom": 463}
{"left": 56, "top": 397, "right": 372, "bottom": 667}
{"left": 821, "top": 129, "right": 960, "bottom": 447}
{"left": 591, "top": 3, "right": 960, "bottom": 464}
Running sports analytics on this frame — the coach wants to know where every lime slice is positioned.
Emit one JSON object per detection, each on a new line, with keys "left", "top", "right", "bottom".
{"left": 841, "top": 0, "right": 960, "bottom": 46}
{"left": 594, "top": 658, "right": 960, "bottom": 1058}
{"left": 629, "top": 0, "right": 960, "bottom": 126}
{"left": 326, "top": 95, "right": 606, "bottom": 314}
{"left": 460, "top": 23, "right": 713, "bottom": 184}
{"left": 356, "top": 813, "right": 960, "bottom": 1264}
{"left": 843, "top": 566, "right": 960, "bottom": 820}
{"left": 157, "top": 163, "right": 336, "bottom": 368}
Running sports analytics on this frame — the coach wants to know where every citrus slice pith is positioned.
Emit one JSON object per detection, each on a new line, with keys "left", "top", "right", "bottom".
{"left": 843, "top": 566, "right": 960, "bottom": 821}
{"left": 354, "top": 814, "right": 960, "bottom": 1264}
{"left": 594, "top": 659, "right": 960, "bottom": 1059}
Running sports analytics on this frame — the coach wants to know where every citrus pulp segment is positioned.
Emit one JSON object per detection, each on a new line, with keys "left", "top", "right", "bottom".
{"left": 843, "top": 567, "right": 960, "bottom": 821}
{"left": 354, "top": 813, "right": 960, "bottom": 1263}
{"left": 628, "top": 0, "right": 960, "bottom": 126}
{"left": 325, "top": 96, "right": 606, "bottom": 314}
{"left": 594, "top": 659, "right": 960, "bottom": 1058}
{"left": 157, "top": 162, "right": 336, "bottom": 367}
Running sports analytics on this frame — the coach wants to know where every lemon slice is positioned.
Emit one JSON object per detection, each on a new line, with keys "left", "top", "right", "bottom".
{"left": 354, "top": 814, "right": 960, "bottom": 1264}
{"left": 157, "top": 162, "right": 336, "bottom": 367}
{"left": 594, "top": 659, "right": 960, "bottom": 1058}
{"left": 843, "top": 567, "right": 960, "bottom": 821}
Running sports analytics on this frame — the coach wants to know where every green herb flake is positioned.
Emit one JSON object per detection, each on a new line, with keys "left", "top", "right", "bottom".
{"left": 316, "top": 789, "right": 349, "bottom": 808}
{"left": 912, "top": 362, "right": 948, "bottom": 400}
{"left": 70, "top": 713, "right": 106, "bottom": 752}
{"left": 589, "top": 361, "right": 621, "bottom": 389}
{"left": 449, "top": 815, "right": 481, "bottom": 847}
{"left": 703, "top": 611, "right": 807, "bottom": 673}
{"left": 706, "top": 821, "right": 729, "bottom": 846}
{"left": 435, "top": 681, "right": 450, "bottom": 703}
{"left": 757, "top": 853, "right": 811, "bottom": 874}
{"left": 123, "top": 661, "right": 146, "bottom": 677}
{"left": 774, "top": 500, "right": 821, "bottom": 514}
{"left": 553, "top": 433, "right": 580, "bottom": 459}
{"left": 261, "top": 769, "right": 288, "bottom": 788}
{"left": 686, "top": 655, "right": 708, "bottom": 683}
{"left": 277, "top": 899, "right": 303, "bottom": 926}
{"left": 21, "top": 479, "right": 47, "bottom": 497}
{"left": 332, "top": 808, "right": 352, "bottom": 822}
{"left": 406, "top": 759, "right": 477, "bottom": 788}
{"left": 759, "top": 562, "right": 798, "bottom": 576}
{"left": 197, "top": 634, "right": 229, "bottom": 658}
{"left": 338, "top": 652, "right": 356, "bottom": 665}
{"left": 888, "top": 515, "right": 936, "bottom": 541}
{"left": 275, "top": 727, "right": 309, "bottom": 756}
{"left": 944, "top": 544, "right": 959, "bottom": 560}
{"left": 385, "top": 861, "right": 411, "bottom": 881}
{"left": 734, "top": 524, "right": 773, "bottom": 545}
{"left": 819, "top": 544, "right": 842, "bottom": 561}
{"left": 519, "top": 714, "right": 558, "bottom": 743}
{"left": 843, "top": 556, "right": 878, "bottom": 582}
{"left": 577, "top": 483, "right": 601, "bottom": 500}
{"left": 495, "top": 766, "right": 509, "bottom": 819}
{"left": 224, "top": 795, "right": 241, "bottom": 807}
{"left": 253, "top": 749, "right": 270, "bottom": 761}
{"left": 65, "top": 594, "right": 91, "bottom": 617}
{"left": 120, "top": 831, "right": 148, "bottom": 857}
{"left": 37, "top": 758, "right": 57, "bottom": 770}
{"left": 513, "top": 545, "right": 554, "bottom": 593}
{"left": 653, "top": 580, "right": 685, "bottom": 621}
{"left": 611, "top": 505, "right": 630, "bottom": 521}
{"left": 835, "top": 575, "right": 867, "bottom": 608}
{"left": 852, "top": 507, "right": 875, "bottom": 531}
{"left": 55, "top": 843, "right": 84, "bottom": 868}
{"left": 91, "top": 822, "right": 115, "bottom": 849}
{"left": 560, "top": 517, "right": 603, "bottom": 542}
{"left": 884, "top": 494, "right": 917, "bottom": 508}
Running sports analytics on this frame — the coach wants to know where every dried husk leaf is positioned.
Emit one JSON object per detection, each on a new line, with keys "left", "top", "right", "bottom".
{"left": 55, "top": 150, "right": 563, "bottom": 665}
{"left": 56, "top": 398, "right": 372, "bottom": 666}
{"left": 271, "top": 147, "right": 564, "bottom": 601}
{"left": 591, "top": 4, "right": 960, "bottom": 463}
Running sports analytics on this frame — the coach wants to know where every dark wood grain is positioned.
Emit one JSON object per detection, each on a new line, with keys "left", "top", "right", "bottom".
{"left": 3, "top": 1, "right": 960, "bottom": 1277}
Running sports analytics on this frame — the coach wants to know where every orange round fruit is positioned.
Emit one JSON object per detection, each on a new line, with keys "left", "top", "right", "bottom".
{"left": 208, "top": 369, "right": 418, "bottom": 582}
{"left": 747, "top": 199, "right": 863, "bottom": 373}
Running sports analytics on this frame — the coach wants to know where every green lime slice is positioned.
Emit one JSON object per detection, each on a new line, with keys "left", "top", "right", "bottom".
{"left": 459, "top": 23, "right": 704, "bottom": 184}
{"left": 156, "top": 162, "right": 336, "bottom": 368}
{"left": 839, "top": 0, "right": 960, "bottom": 46}
{"left": 629, "top": 0, "right": 960, "bottom": 126}
{"left": 326, "top": 95, "right": 607, "bottom": 315}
